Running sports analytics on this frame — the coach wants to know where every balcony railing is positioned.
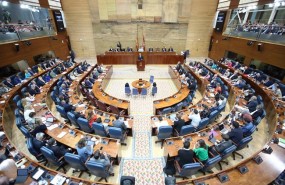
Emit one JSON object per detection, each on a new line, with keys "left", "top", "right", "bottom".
{"left": 223, "top": 24, "right": 285, "bottom": 45}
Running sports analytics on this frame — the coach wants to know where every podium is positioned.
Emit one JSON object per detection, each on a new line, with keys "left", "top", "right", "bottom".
{"left": 137, "top": 60, "right": 145, "bottom": 71}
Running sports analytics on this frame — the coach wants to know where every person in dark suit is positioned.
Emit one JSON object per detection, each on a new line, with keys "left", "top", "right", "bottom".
{"left": 252, "top": 105, "right": 263, "bottom": 120}
{"left": 227, "top": 121, "right": 243, "bottom": 144}
{"left": 61, "top": 100, "right": 75, "bottom": 113}
{"left": 127, "top": 47, "right": 133, "bottom": 52}
{"left": 177, "top": 141, "right": 194, "bottom": 167}
{"left": 148, "top": 48, "right": 153, "bottom": 52}
{"left": 70, "top": 50, "right": 76, "bottom": 62}
{"left": 162, "top": 46, "right": 167, "bottom": 52}
{"left": 138, "top": 53, "right": 144, "bottom": 61}
{"left": 246, "top": 96, "right": 258, "bottom": 112}
{"left": 13, "top": 76, "right": 22, "bottom": 86}
{"left": 77, "top": 66, "right": 84, "bottom": 74}
{"left": 117, "top": 41, "right": 122, "bottom": 51}
{"left": 27, "top": 67, "right": 34, "bottom": 76}
{"left": 32, "top": 132, "right": 46, "bottom": 153}
{"left": 47, "top": 138, "right": 69, "bottom": 158}
{"left": 173, "top": 113, "right": 185, "bottom": 135}
{"left": 209, "top": 134, "right": 233, "bottom": 155}
{"left": 112, "top": 115, "right": 127, "bottom": 133}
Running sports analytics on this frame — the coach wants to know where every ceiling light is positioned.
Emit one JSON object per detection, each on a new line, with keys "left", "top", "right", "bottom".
{"left": 2, "top": 1, "right": 8, "bottom": 6}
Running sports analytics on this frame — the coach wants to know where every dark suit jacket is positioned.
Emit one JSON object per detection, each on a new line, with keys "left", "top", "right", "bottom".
{"left": 178, "top": 149, "right": 194, "bottom": 167}
{"left": 32, "top": 138, "right": 45, "bottom": 153}
{"left": 85, "top": 80, "right": 93, "bottom": 89}
{"left": 36, "top": 79, "right": 45, "bottom": 87}
{"left": 173, "top": 119, "right": 185, "bottom": 134}
{"left": 13, "top": 77, "right": 21, "bottom": 85}
{"left": 29, "top": 87, "right": 40, "bottom": 96}
{"left": 62, "top": 103, "right": 75, "bottom": 112}
{"left": 138, "top": 56, "right": 144, "bottom": 61}
{"left": 247, "top": 100, "right": 258, "bottom": 112}
{"left": 215, "top": 140, "right": 233, "bottom": 153}
{"left": 252, "top": 109, "right": 263, "bottom": 120}
{"left": 228, "top": 128, "right": 243, "bottom": 144}
{"left": 47, "top": 145, "right": 68, "bottom": 159}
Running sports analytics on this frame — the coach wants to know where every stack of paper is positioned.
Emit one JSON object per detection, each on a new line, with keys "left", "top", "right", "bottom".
{"left": 57, "top": 132, "right": 67, "bottom": 138}
{"left": 50, "top": 174, "right": 66, "bottom": 185}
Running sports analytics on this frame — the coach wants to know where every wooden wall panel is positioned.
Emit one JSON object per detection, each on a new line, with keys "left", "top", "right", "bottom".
{"left": 162, "top": 0, "right": 179, "bottom": 23}
{"left": 61, "top": 0, "right": 97, "bottom": 59}
{"left": 116, "top": 0, "right": 132, "bottom": 22}
{"left": 209, "top": 31, "right": 285, "bottom": 69}
{"left": 185, "top": 0, "right": 218, "bottom": 57}
{"left": 0, "top": 33, "right": 69, "bottom": 68}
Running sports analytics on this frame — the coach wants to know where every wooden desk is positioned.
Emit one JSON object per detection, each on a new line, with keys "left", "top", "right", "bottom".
{"left": 97, "top": 51, "right": 184, "bottom": 65}
{"left": 131, "top": 79, "right": 151, "bottom": 93}
{"left": 92, "top": 66, "right": 130, "bottom": 115}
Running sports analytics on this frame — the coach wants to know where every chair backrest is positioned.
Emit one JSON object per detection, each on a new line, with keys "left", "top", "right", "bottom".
{"left": 174, "top": 102, "right": 183, "bottom": 112}
{"left": 132, "top": 88, "right": 138, "bottom": 95}
{"left": 85, "top": 160, "right": 109, "bottom": 178}
{"left": 67, "top": 112, "right": 80, "bottom": 128}
{"left": 50, "top": 91, "right": 59, "bottom": 104}
{"left": 161, "top": 107, "right": 172, "bottom": 115}
{"left": 260, "top": 109, "right": 266, "bottom": 119}
{"left": 125, "top": 87, "right": 131, "bottom": 94}
{"left": 180, "top": 125, "right": 195, "bottom": 136}
{"left": 152, "top": 87, "right": 157, "bottom": 95}
{"left": 16, "top": 117, "right": 24, "bottom": 128}
{"left": 40, "top": 146, "right": 60, "bottom": 166}
{"left": 157, "top": 126, "right": 173, "bottom": 140}
{"left": 92, "top": 123, "right": 108, "bottom": 137}
{"left": 244, "top": 126, "right": 256, "bottom": 137}
{"left": 236, "top": 136, "right": 253, "bottom": 151}
{"left": 150, "top": 75, "right": 154, "bottom": 83}
{"left": 64, "top": 153, "right": 87, "bottom": 171}
{"left": 19, "top": 126, "right": 31, "bottom": 138}
{"left": 56, "top": 105, "right": 68, "bottom": 119}
{"left": 209, "top": 110, "right": 218, "bottom": 122}
{"left": 202, "top": 155, "right": 222, "bottom": 172}
{"left": 77, "top": 118, "right": 93, "bottom": 133}
{"left": 120, "top": 176, "right": 135, "bottom": 185}
{"left": 13, "top": 95, "right": 21, "bottom": 104}
{"left": 196, "top": 118, "right": 209, "bottom": 130}
{"left": 21, "top": 87, "right": 27, "bottom": 96}
{"left": 221, "top": 145, "right": 237, "bottom": 159}
{"left": 180, "top": 162, "right": 202, "bottom": 177}
{"left": 14, "top": 108, "right": 23, "bottom": 118}
{"left": 109, "top": 127, "right": 123, "bottom": 140}
{"left": 16, "top": 100, "right": 24, "bottom": 111}
{"left": 27, "top": 137, "right": 40, "bottom": 158}
{"left": 141, "top": 88, "right": 147, "bottom": 96}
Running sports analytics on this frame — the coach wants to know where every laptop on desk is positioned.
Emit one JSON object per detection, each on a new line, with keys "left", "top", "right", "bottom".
{"left": 208, "top": 133, "right": 216, "bottom": 144}
{"left": 15, "top": 168, "right": 29, "bottom": 184}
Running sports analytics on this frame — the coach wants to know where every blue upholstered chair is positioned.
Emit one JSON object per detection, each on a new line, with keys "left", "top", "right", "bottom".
{"left": 16, "top": 100, "right": 24, "bottom": 111}
{"left": 26, "top": 138, "right": 45, "bottom": 162}
{"left": 56, "top": 105, "right": 68, "bottom": 120}
{"left": 14, "top": 109, "right": 24, "bottom": 119}
{"left": 141, "top": 88, "right": 147, "bottom": 97}
{"left": 85, "top": 160, "right": 111, "bottom": 182}
{"left": 233, "top": 136, "right": 253, "bottom": 160}
{"left": 174, "top": 161, "right": 202, "bottom": 179}
{"left": 15, "top": 117, "right": 24, "bottom": 128}
{"left": 40, "top": 146, "right": 66, "bottom": 172}
{"left": 243, "top": 125, "right": 256, "bottom": 137}
{"left": 160, "top": 107, "right": 172, "bottom": 115}
{"left": 92, "top": 123, "right": 108, "bottom": 137}
{"left": 218, "top": 145, "right": 237, "bottom": 170}
{"left": 173, "top": 102, "right": 183, "bottom": 112}
{"left": 132, "top": 88, "right": 139, "bottom": 97}
{"left": 125, "top": 87, "right": 131, "bottom": 96}
{"left": 155, "top": 126, "right": 172, "bottom": 148}
{"left": 64, "top": 153, "right": 90, "bottom": 177}
{"left": 179, "top": 125, "right": 195, "bottom": 136}
{"left": 208, "top": 110, "right": 219, "bottom": 123}
{"left": 201, "top": 155, "right": 222, "bottom": 174}
{"left": 19, "top": 126, "right": 31, "bottom": 138}
{"left": 77, "top": 118, "right": 93, "bottom": 133}
{"left": 151, "top": 86, "right": 157, "bottom": 96}
{"left": 196, "top": 118, "right": 209, "bottom": 131}
{"left": 108, "top": 127, "right": 127, "bottom": 145}
{"left": 67, "top": 112, "right": 80, "bottom": 128}
{"left": 21, "top": 87, "right": 28, "bottom": 96}
{"left": 13, "top": 94, "right": 21, "bottom": 104}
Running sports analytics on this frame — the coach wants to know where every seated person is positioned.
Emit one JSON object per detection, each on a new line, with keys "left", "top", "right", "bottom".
{"left": 214, "top": 83, "right": 222, "bottom": 94}
{"left": 13, "top": 75, "right": 22, "bottom": 86}
{"left": 235, "top": 96, "right": 258, "bottom": 113}
{"left": 241, "top": 117, "right": 254, "bottom": 134}
{"left": 29, "top": 84, "right": 40, "bottom": 96}
{"left": 46, "top": 138, "right": 70, "bottom": 158}
{"left": 148, "top": 47, "right": 153, "bottom": 52}
{"left": 43, "top": 74, "right": 51, "bottom": 82}
{"left": 227, "top": 121, "right": 243, "bottom": 144}
{"left": 25, "top": 69, "right": 32, "bottom": 79}
{"left": 193, "top": 139, "right": 209, "bottom": 164}
{"left": 90, "top": 150, "right": 113, "bottom": 174}
{"left": 229, "top": 71, "right": 239, "bottom": 80}
{"left": 168, "top": 46, "right": 174, "bottom": 52}
{"left": 177, "top": 141, "right": 194, "bottom": 167}
{"left": 162, "top": 46, "right": 167, "bottom": 52}
{"left": 251, "top": 105, "right": 264, "bottom": 120}
{"left": 173, "top": 113, "right": 185, "bottom": 135}
{"left": 218, "top": 95, "right": 227, "bottom": 107}
{"left": 0, "top": 156, "right": 17, "bottom": 181}
{"left": 27, "top": 67, "right": 35, "bottom": 75}
{"left": 61, "top": 100, "right": 76, "bottom": 113}
{"left": 32, "top": 132, "right": 46, "bottom": 154}
{"left": 5, "top": 78, "right": 14, "bottom": 88}
{"left": 262, "top": 76, "right": 273, "bottom": 87}
{"left": 0, "top": 83, "right": 10, "bottom": 97}
{"left": 112, "top": 115, "right": 127, "bottom": 134}
{"left": 84, "top": 77, "right": 93, "bottom": 89}
{"left": 188, "top": 109, "right": 201, "bottom": 128}
{"left": 76, "top": 138, "right": 92, "bottom": 162}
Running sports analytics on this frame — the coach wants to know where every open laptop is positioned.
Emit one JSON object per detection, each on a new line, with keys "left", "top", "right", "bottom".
{"left": 15, "top": 168, "right": 29, "bottom": 184}
{"left": 208, "top": 133, "right": 216, "bottom": 144}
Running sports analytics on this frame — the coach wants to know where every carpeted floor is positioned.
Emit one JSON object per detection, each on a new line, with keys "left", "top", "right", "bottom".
{"left": 105, "top": 65, "right": 178, "bottom": 184}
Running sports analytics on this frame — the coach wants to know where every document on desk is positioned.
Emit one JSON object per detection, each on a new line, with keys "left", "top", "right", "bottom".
{"left": 47, "top": 124, "right": 59, "bottom": 131}
{"left": 57, "top": 131, "right": 67, "bottom": 138}
{"left": 97, "top": 79, "right": 102, "bottom": 82}
{"left": 32, "top": 168, "right": 45, "bottom": 180}
{"left": 50, "top": 174, "right": 66, "bottom": 185}
{"left": 124, "top": 121, "right": 129, "bottom": 127}
{"left": 155, "top": 121, "right": 169, "bottom": 129}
